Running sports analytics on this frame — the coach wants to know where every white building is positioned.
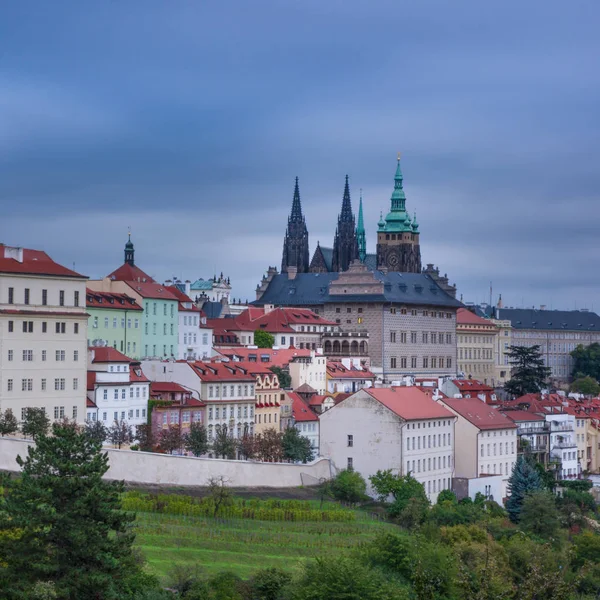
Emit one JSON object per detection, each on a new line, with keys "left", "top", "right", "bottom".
{"left": 0, "top": 244, "right": 88, "bottom": 423}
{"left": 87, "top": 346, "right": 150, "bottom": 431}
{"left": 326, "top": 358, "right": 376, "bottom": 394}
{"left": 546, "top": 413, "right": 579, "bottom": 479}
{"left": 440, "top": 396, "right": 517, "bottom": 499}
{"left": 319, "top": 387, "right": 456, "bottom": 503}
{"left": 289, "top": 351, "right": 326, "bottom": 395}
{"left": 288, "top": 391, "right": 320, "bottom": 455}
{"left": 165, "top": 286, "right": 206, "bottom": 361}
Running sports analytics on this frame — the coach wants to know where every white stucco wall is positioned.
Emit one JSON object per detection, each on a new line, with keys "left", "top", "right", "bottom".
{"left": 0, "top": 436, "right": 331, "bottom": 487}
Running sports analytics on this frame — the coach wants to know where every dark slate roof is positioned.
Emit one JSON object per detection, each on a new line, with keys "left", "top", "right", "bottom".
{"left": 316, "top": 246, "right": 333, "bottom": 271}
{"left": 202, "top": 301, "right": 224, "bottom": 319}
{"left": 254, "top": 271, "right": 463, "bottom": 308}
{"left": 364, "top": 253, "right": 377, "bottom": 271}
{"left": 496, "top": 308, "right": 600, "bottom": 331}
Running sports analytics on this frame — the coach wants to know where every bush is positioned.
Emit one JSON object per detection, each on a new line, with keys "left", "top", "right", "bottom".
{"left": 330, "top": 470, "right": 367, "bottom": 503}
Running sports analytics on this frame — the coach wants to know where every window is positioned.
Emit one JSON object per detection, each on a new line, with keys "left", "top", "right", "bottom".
{"left": 41, "top": 289, "right": 48, "bottom": 305}
{"left": 55, "top": 322, "right": 65, "bottom": 334}
{"left": 134, "top": 319, "right": 139, "bottom": 329}
{"left": 22, "top": 349, "right": 33, "bottom": 361}
{"left": 411, "top": 356, "right": 417, "bottom": 368}
{"left": 390, "top": 331, "right": 396, "bottom": 343}
{"left": 59, "top": 290, "right": 65, "bottom": 306}
{"left": 8, "top": 287, "right": 14, "bottom": 304}
{"left": 347, "top": 457, "right": 354, "bottom": 471}
{"left": 41, "top": 378, "right": 46, "bottom": 391}
{"left": 7, "top": 379, "right": 13, "bottom": 392}
{"left": 55, "top": 350, "right": 65, "bottom": 361}
{"left": 54, "top": 406, "right": 59, "bottom": 419}
{"left": 24, "top": 288, "right": 30, "bottom": 305}
{"left": 8, "top": 349, "right": 13, "bottom": 361}
{"left": 423, "top": 357, "right": 429, "bottom": 368}
{"left": 164, "top": 304, "right": 167, "bottom": 316}
{"left": 8, "top": 320, "right": 13, "bottom": 332}
{"left": 54, "top": 378, "right": 65, "bottom": 391}
{"left": 73, "top": 378, "right": 78, "bottom": 390}
{"left": 390, "top": 357, "right": 397, "bottom": 369}
{"left": 423, "top": 332, "right": 428, "bottom": 344}
{"left": 24, "top": 321, "right": 34, "bottom": 333}
{"left": 401, "top": 357, "right": 407, "bottom": 368}
{"left": 21, "top": 378, "right": 33, "bottom": 391}
{"left": 73, "top": 406, "right": 78, "bottom": 419}
{"left": 74, "top": 291, "right": 79, "bottom": 307}
{"left": 347, "top": 435, "right": 354, "bottom": 447}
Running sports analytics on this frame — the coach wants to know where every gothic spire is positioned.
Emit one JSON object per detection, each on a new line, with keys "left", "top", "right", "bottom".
{"left": 390, "top": 153, "right": 406, "bottom": 212}
{"left": 289, "top": 176, "right": 303, "bottom": 223}
{"left": 339, "top": 174, "right": 354, "bottom": 222}
{"left": 356, "top": 190, "right": 367, "bottom": 262}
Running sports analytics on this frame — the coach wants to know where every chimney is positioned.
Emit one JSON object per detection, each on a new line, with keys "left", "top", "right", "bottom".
{"left": 540, "top": 305, "right": 546, "bottom": 311}
{"left": 185, "top": 280, "right": 191, "bottom": 297}
{"left": 264, "top": 303, "right": 275, "bottom": 314}
{"left": 4, "top": 245, "right": 23, "bottom": 263}
{"left": 287, "top": 266, "right": 298, "bottom": 280}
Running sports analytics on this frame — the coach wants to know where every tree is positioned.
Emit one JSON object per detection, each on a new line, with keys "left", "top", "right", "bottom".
{"left": 0, "top": 421, "right": 152, "bottom": 598}
{"left": 135, "top": 422, "right": 155, "bottom": 452}
{"left": 506, "top": 455, "right": 543, "bottom": 522}
{"left": 184, "top": 422, "right": 210, "bottom": 457}
{"left": 519, "top": 491, "right": 560, "bottom": 539}
{"left": 21, "top": 407, "right": 50, "bottom": 440}
{"left": 369, "top": 470, "right": 429, "bottom": 517}
{"left": 282, "top": 426, "right": 314, "bottom": 463}
{"left": 254, "top": 329, "right": 275, "bottom": 349}
{"left": 250, "top": 567, "right": 292, "bottom": 600}
{"left": 270, "top": 366, "right": 291, "bottom": 389}
{"left": 570, "top": 375, "right": 600, "bottom": 396}
{"left": 504, "top": 345, "right": 551, "bottom": 397}
{"left": 571, "top": 342, "right": 600, "bottom": 381}
{"left": 158, "top": 424, "right": 183, "bottom": 454}
{"left": 256, "top": 428, "right": 284, "bottom": 462}
{"left": 330, "top": 469, "right": 367, "bottom": 503}
{"left": 212, "top": 426, "right": 237, "bottom": 459}
{"left": 207, "top": 476, "right": 233, "bottom": 518}
{"left": 84, "top": 419, "right": 107, "bottom": 445}
{"left": 437, "top": 489, "right": 458, "bottom": 505}
{"left": 237, "top": 432, "right": 257, "bottom": 460}
{"left": 108, "top": 419, "right": 133, "bottom": 449}
{"left": 0, "top": 408, "right": 18, "bottom": 437}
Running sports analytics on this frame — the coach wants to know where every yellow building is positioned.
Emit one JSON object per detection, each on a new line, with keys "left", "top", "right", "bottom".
{"left": 244, "top": 363, "right": 282, "bottom": 435}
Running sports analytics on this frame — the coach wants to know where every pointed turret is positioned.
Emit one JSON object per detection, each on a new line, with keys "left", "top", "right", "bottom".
{"left": 124, "top": 230, "right": 134, "bottom": 266}
{"left": 356, "top": 190, "right": 367, "bottom": 262}
{"left": 390, "top": 154, "right": 406, "bottom": 212}
{"left": 281, "top": 177, "right": 310, "bottom": 274}
{"left": 289, "top": 176, "right": 303, "bottom": 223}
{"left": 331, "top": 175, "right": 359, "bottom": 272}
{"left": 339, "top": 175, "right": 354, "bottom": 222}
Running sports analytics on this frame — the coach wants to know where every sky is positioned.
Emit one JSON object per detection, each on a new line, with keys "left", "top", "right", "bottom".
{"left": 1, "top": 1, "right": 599, "bottom": 311}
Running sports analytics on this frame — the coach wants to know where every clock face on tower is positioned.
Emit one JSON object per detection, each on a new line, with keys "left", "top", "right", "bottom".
{"left": 388, "top": 252, "right": 399, "bottom": 268}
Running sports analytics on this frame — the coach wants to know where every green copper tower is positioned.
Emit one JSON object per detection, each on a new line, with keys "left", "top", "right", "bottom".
{"left": 356, "top": 190, "right": 367, "bottom": 262}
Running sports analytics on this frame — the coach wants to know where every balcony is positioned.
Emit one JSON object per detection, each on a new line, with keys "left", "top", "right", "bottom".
{"left": 552, "top": 441, "right": 577, "bottom": 450}
{"left": 517, "top": 424, "right": 550, "bottom": 435}
{"left": 550, "top": 423, "right": 574, "bottom": 433}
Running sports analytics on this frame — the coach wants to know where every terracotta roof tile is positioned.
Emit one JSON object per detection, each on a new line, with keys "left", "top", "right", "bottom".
{"left": 366, "top": 387, "right": 454, "bottom": 420}
{"left": 442, "top": 397, "right": 517, "bottom": 430}
{"left": 0, "top": 244, "right": 86, "bottom": 278}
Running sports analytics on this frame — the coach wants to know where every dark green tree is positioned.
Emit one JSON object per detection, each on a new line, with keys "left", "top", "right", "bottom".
{"left": 0, "top": 421, "right": 153, "bottom": 598}
{"left": 369, "top": 470, "right": 429, "bottom": 517}
{"left": 254, "top": 329, "right": 275, "bottom": 349}
{"left": 570, "top": 375, "right": 600, "bottom": 396}
{"left": 0, "top": 408, "right": 18, "bottom": 437}
{"left": 249, "top": 567, "right": 292, "bottom": 600}
{"left": 282, "top": 426, "right": 314, "bottom": 463}
{"left": 212, "top": 426, "right": 237, "bottom": 459}
{"left": 519, "top": 491, "right": 560, "bottom": 539}
{"left": 504, "top": 345, "right": 551, "bottom": 397}
{"left": 183, "top": 422, "right": 209, "bottom": 457}
{"left": 270, "top": 366, "right": 291, "bottom": 389}
{"left": 506, "top": 455, "right": 543, "bottom": 522}
{"left": 135, "top": 422, "right": 155, "bottom": 452}
{"left": 436, "top": 489, "right": 457, "bottom": 505}
{"left": 21, "top": 407, "right": 50, "bottom": 440}
{"left": 330, "top": 469, "right": 367, "bottom": 503}
{"left": 84, "top": 418, "right": 107, "bottom": 445}
{"left": 571, "top": 342, "right": 600, "bottom": 380}
{"left": 158, "top": 424, "right": 183, "bottom": 454}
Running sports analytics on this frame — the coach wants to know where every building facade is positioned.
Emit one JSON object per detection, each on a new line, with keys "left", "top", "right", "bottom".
{"left": 0, "top": 244, "right": 88, "bottom": 423}
{"left": 281, "top": 177, "right": 310, "bottom": 274}
{"left": 456, "top": 308, "right": 499, "bottom": 385}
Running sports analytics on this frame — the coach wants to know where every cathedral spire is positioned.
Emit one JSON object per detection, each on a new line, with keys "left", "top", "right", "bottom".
{"left": 290, "top": 176, "right": 303, "bottom": 223}
{"left": 124, "top": 229, "right": 134, "bottom": 266}
{"left": 391, "top": 154, "right": 406, "bottom": 212}
{"left": 356, "top": 190, "right": 367, "bottom": 262}
{"left": 339, "top": 174, "right": 354, "bottom": 222}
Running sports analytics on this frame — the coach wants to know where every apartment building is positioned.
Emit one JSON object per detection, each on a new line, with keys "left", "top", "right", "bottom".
{"left": 456, "top": 308, "right": 499, "bottom": 385}
{"left": 0, "top": 244, "right": 88, "bottom": 423}
{"left": 319, "top": 387, "right": 456, "bottom": 503}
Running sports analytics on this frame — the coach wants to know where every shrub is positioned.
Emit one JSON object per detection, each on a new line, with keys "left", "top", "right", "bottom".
{"left": 330, "top": 470, "right": 367, "bottom": 503}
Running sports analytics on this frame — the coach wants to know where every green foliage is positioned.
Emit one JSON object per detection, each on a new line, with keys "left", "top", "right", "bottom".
{"left": 108, "top": 418, "right": 133, "bottom": 449}
{"left": 0, "top": 408, "right": 18, "bottom": 437}
{"left": 559, "top": 478, "right": 593, "bottom": 492}
{"left": 250, "top": 567, "right": 292, "bottom": 600}
{"left": 84, "top": 418, "right": 107, "bottom": 444}
{"left": 504, "top": 344, "right": 551, "bottom": 397}
{"left": 369, "top": 470, "right": 429, "bottom": 518}
{"left": 573, "top": 531, "right": 600, "bottom": 569}
{"left": 20, "top": 407, "right": 49, "bottom": 440}
{"left": 571, "top": 342, "right": 600, "bottom": 381}
{"left": 159, "top": 423, "right": 183, "bottom": 454}
{"left": 255, "top": 329, "right": 275, "bottom": 349}
{"left": 255, "top": 428, "right": 284, "bottom": 462}
{"left": 212, "top": 426, "right": 237, "bottom": 459}
{"left": 270, "top": 366, "right": 291, "bottom": 389}
{"left": 329, "top": 469, "right": 367, "bottom": 503}
{"left": 570, "top": 375, "right": 600, "bottom": 396}
{"left": 282, "top": 427, "right": 314, "bottom": 463}
{"left": 0, "top": 420, "right": 152, "bottom": 598}
{"left": 519, "top": 491, "right": 560, "bottom": 540}
{"left": 135, "top": 422, "right": 155, "bottom": 452}
{"left": 437, "top": 489, "right": 457, "bottom": 505}
{"left": 534, "top": 461, "right": 556, "bottom": 491}
{"left": 506, "top": 455, "right": 543, "bottom": 522}
{"left": 184, "top": 422, "right": 210, "bottom": 457}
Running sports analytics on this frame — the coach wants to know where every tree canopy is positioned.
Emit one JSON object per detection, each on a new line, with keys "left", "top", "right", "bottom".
{"left": 270, "top": 366, "right": 291, "bottom": 389}
{"left": 570, "top": 375, "right": 600, "bottom": 396}
{"left": 369, "top": 470, "right": 429, "bottom": 518}
{"left": 504, "top": 345, "right": 551, "bottom": 397}
{"left": 506, "top": 455, "right": 543, "bottom": 522}
{"left": 282, "top": 426, "right": 314, "bottom": 463}
{"left": 254, "top": 329, "right": 275, "bottom": 349}
{"left": 571, "top": 342, "right": 600, "bottom": 381}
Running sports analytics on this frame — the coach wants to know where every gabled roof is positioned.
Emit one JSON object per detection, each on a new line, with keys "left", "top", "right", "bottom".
{"left": 441, "top": 397, "right": 517, "bottom": 430}
{"left": 216, "top": 347, "right": 314, "bottom": 367}
{"left": 0, "top": 244, "right": 86, "bottom": 279}
{"left": 309, "top": 394, "right": 334, "bottom": 407}
{"left": 107, "top": 262, "right": 155, "bottom": 283}
{"left": 327, "top": 361, "right": 375, "bottom": 379}
{"left": 165, "top": 285, "right": 194, "bottom": 304}
{"left": 124, "top": 281, "right": 178, "bottom": 301}
{"left": 150, "top": 381, "right": 192, "bottom": 395}
{"left": 189, "top": 361, "right": 256, "bottom": 382}
{"left": 501, "top": 409, "right": 545, "bottom": 423}
{"left": 86, "top": 289, "right": 143, "bottom": 311}
{"left": 450, "top": 379, "right": 494, "bottom": 392}
{"left": 496, "top": 307, "right": 600, "bottom": 332}
{"left": 288, "top": 392, "right": 319, "bottom": 421}
{"left": 234, "top": 306, "right": 336, "bottom": 333}
{"left": 89, "top": 346, "right": 131, "bottom": 363}
{"left": 87, "top": 371, "right": 97, "bottom": 391}
{"left": 365, "top": 387, "right": 454, "bottom": 421}
{"left": 295, "top": 383, "right": 318, "bottom": 395}
{"left": 457, "top": 308, "right": 498, "bottom": 328}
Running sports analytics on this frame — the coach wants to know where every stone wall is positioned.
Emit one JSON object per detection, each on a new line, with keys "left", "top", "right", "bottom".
{"left": 0, "top": 437, "right": 332, "bottom": 488}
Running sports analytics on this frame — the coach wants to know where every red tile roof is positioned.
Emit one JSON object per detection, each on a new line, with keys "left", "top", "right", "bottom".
{"left": 86, "top": 288, "right": 143, "bottom": 311}
{"left": 86, "top": 398, "right": 97, "bottom": 408}
{"left": 441, "top": 397, "right": 517, "bottom": 430}
{"left": 190, "top": 361, "right": 256, "bottom": 382}
{"left": 365, "top": 387, "right": 454, "bottom": 421}
{"left": 309, "top": 394, "right": 334, "bottom": 407}
{"left": 234, "top": 306, "right": 336, "bottom": 333}
{"left": 288, "top": 392, "right": 319, "bottom": 422}
{"left": 327, "top": 361, "right": 375, "bottom": 379}
{"left": 150, "top": 381, "right": 192, "bottom": 394}
{"left": 87, "top": 371, "right": 97, "bottom": 391}
{"left": 89, "top": 346, "right": 131, "bottom": 363}
{"left": 501, "top": 410, "right": 545, "bottom": 423}
{"left": 451, "top": 379, "right": 494, "bottom": 392}
{"left": 456, "top": 308, "right": 498, "bottom": 328}
{"left": 107, "top": 262, "right": 155, "bottom": 283}
{"left": 129, "top": 365, "right": 149, "bottom": 383}
{"left": 0, "top": 244, "right": 86, "bottom": 278}
{"left": 124, "top": 281, "right": 178, "bottom": 301}
{"left": 216, "top": 347, "right": 314, "bottom": 367}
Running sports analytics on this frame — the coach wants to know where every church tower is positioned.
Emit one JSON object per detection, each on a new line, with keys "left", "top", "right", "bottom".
{"left": 331, "top": 175, "right": 359, "bottom": 272}
{"left": 376, "top": 155, "right": 421, "bottom": 272}
{"left": 124, "top": 231, "right": 135, "bottom": 266}
{"left": 356, "top": 191, "right": 367, "bottom": 262}
{"left": 281, "top": 177, "right": 310, "bottom": 274}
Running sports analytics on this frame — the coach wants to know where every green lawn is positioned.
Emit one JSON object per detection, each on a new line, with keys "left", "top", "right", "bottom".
{"left": 134, "top": 510, "right": 394, "bottom": 581}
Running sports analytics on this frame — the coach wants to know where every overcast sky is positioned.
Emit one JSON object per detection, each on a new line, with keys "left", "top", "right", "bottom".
{"left": 1, "top": 1, "right": 599, "bottom": 310}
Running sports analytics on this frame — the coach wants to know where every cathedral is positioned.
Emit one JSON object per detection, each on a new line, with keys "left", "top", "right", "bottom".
{"left": 280, "top": 155, "right": 422, "bottom": 274}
